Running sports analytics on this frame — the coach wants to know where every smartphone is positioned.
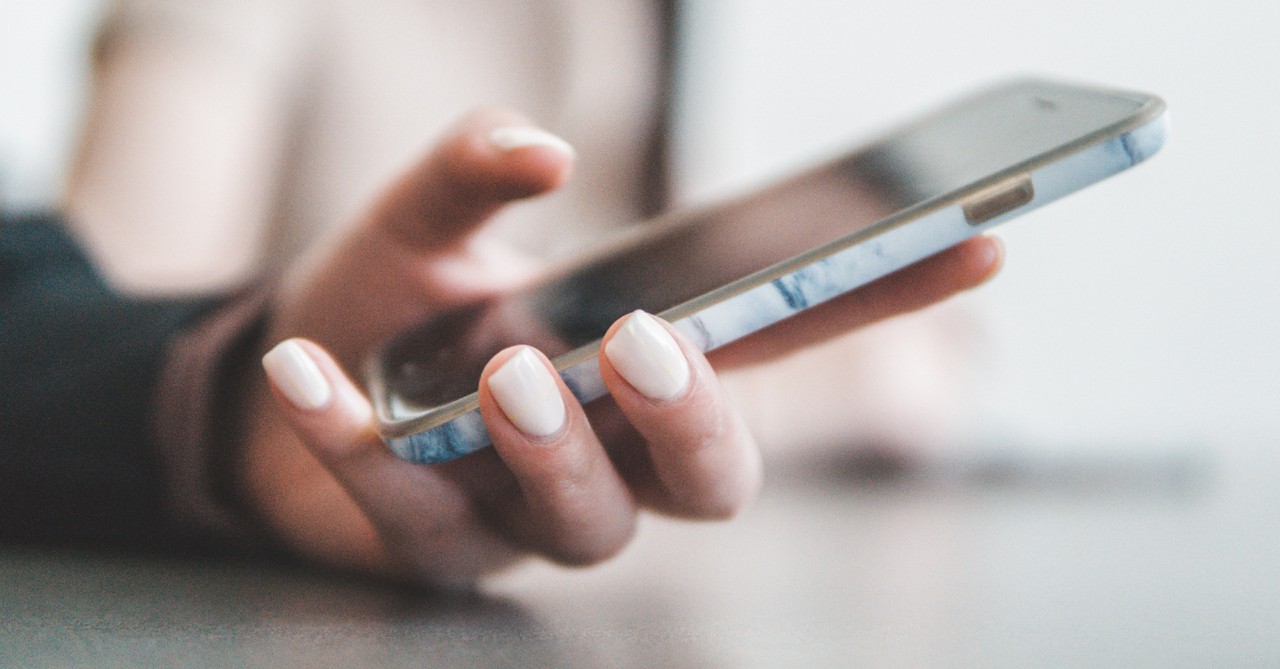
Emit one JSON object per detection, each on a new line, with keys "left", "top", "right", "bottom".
{"left": 368, "top": 77, "right": 1167, "bottom": 464}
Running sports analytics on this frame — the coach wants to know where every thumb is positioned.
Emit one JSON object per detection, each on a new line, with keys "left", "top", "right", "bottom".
{"left": 367, "top": 109, "right": 576, "bottom": 252}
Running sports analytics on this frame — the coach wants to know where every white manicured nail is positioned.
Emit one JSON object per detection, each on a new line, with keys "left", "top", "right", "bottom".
{"left": 488, "top": 126, "right": 576, "bottom": 158}
{"left": 604, "top": 311, "right": 690, "bottom": 400}
{"left": 488, "top": 347, "right": 566, "bottom": 437}
{"left": 262, "top": 339, "right": 333, "bottom": 411}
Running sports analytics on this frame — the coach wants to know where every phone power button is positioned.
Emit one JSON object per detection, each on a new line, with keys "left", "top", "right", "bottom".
{"left": 962, "top": 175, "right": 1035, "bottom": 225}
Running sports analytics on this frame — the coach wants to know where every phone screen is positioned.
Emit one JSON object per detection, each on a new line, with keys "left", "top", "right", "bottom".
{"left": 377, "top": 80, "right": 1151, "bottom": 423}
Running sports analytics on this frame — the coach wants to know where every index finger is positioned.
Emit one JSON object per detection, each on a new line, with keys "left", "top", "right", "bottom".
{"left": 366, "top": 109, "right": 577, "bottom": 252}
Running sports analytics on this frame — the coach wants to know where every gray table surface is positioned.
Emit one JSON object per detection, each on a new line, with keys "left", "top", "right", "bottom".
{"left": 4, "top": 440, "right": 1277, "bottom": 668}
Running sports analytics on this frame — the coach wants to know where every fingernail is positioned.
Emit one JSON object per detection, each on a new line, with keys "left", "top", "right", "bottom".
{"left": 488, "top": 126, "right": 576, "bottom": 158}
{"left": 980, "top": 235, "right": 1006, "bottom": 282}
{"left": 487, "top": 347, "right": 566, "bottom": 437}
{"left": 604, "top": 311, "right": 691, "bottom": 400}
{"left": 262, "top": 339, "right": 333, "bottom": 411}
{"left": 988, "top": 234, "right": 1006, "bottom": 266}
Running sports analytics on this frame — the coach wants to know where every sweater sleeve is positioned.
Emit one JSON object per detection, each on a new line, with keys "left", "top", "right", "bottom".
{"left": 150, "top": 284, "right": 274, "bottom": 551}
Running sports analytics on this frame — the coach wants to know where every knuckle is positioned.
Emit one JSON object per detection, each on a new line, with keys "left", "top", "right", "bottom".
{"left": 656, "top": 410, "right": 763, "bottom": 520}
{"left": 546, "top": 523, "right": 636, "bottom": 567}
{"left": 671, "top": 450, "right": 763, "bottom": 521}
{"left": 680, "top": 484, "right": 756, "bottom": 520}
{"left": 510, "top": 444, "right": 639, "bottom": 567}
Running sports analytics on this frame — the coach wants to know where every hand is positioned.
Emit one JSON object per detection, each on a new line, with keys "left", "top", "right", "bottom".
{"left": 241, "top": 110, "right": 1003, "bottom": 586}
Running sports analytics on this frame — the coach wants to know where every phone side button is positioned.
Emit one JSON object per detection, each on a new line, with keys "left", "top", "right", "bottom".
{"left": 962, "top": 175, "right": 1035, "bottom": 225}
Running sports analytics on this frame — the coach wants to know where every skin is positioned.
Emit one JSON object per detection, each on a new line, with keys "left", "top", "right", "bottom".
{"left": 241, "top": 109, "right": 1005, "bottom": 587}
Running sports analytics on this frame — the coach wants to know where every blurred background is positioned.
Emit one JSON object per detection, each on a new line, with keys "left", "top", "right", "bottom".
{"left": 5, "top": 0, "right": 1275, "bottom": 454}
{"left": 3, "top": 1, "right": 1278, "bottom": 666}
{"left": 673, "top": 0, "right": 1279, "bottom": 456}
{"left": 0, "top": 0, "right": 99, "bottom": 211}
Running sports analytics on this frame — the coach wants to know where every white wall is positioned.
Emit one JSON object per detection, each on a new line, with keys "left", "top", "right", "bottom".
{"left": 0, "top": 0, "right": 103, "bottom": 209}
{"left": 675, "top": 0, "right": 1280, "bottom": 451}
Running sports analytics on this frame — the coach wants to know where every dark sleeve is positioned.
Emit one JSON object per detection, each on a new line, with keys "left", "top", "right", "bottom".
{"left": 0, "top": 213, "right": 225, "bottom": 550}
